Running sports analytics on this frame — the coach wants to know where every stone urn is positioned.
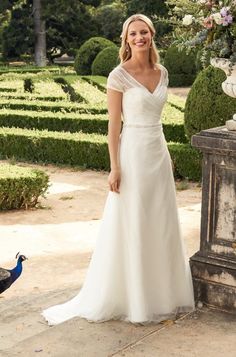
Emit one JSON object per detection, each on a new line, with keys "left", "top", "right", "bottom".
{"left": 210, "top": 57, "right": 236, "bottom": 130}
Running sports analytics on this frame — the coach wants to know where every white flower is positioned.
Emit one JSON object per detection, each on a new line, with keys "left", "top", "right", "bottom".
{"left": 212, "top": 12, "right": 223, "bottom": 25}
{"left": 183, "top": 14, "right": 194, "bottom": 26}
{"left": 198, "top": 0, "right": 207, "bottom": 4}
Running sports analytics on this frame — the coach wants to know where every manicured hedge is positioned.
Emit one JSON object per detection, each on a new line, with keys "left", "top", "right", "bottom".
{"left": 0, "top": 109, "right": 186, "bottom": 142}
{"left": 0, "top": 93, "right": 66, "bottom": 102}
{"left": 0, "top": 127, "right": 110, "bottom": 170}
{"left": 54, "top": 77, "right": 86, "bottom": 103}
{"left": 0, "top": 163, "right": 49, "bottom": 210}
{"left": 0, "top": 109, "right": 108, "bottom": 134}
{"left": 0, "top": 99, "right": 107, "bottom": 114}
{"left": 92, "top": 46, "right": 119, "bottom": 77}
{"left": 185, "top": 66, "right": 236, "bottom": 139}
{"left": 74, "top": 37, "right": 116, "bottom": 75}
{"left": 168, "top": 142, "right": 202, "bottom": 181}
{"left": 0, "top": 127, "right": 201, "bottom": 179}
{"left": 0, "top": 88, "right": 17, "bottom": 92}
{"left": 0, "top": 66, "right": 61, "bottom": 74}
{"left": 163, "top": 123, "right": 187, "bottom": 143}
{"left": 81, "top": 76, "right": 107, "bottom": 93}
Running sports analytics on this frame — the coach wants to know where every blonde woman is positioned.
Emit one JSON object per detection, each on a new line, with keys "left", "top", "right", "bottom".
{"left": 42, "top": 14, "right": 195, "bottom": 325}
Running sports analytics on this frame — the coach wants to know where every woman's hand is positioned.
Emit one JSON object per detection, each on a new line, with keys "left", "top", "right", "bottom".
{"left": 108, "top": 168, "right": 121, "bottom": 193}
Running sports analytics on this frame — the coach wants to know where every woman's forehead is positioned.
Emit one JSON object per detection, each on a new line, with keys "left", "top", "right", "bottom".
{"left": 128, "top": 20, "right": 150, "bottom": 32}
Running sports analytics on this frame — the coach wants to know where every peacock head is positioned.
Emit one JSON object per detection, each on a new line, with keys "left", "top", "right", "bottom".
{"left": 15, "top": 252, "right": 28, "bottom": 262}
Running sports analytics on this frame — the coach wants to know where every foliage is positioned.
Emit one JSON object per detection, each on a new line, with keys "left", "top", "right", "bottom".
{"left": 0, "top": 108, "right": 187, "bottom": 142}
{"left": 0, "top": 163, "right": 49, "bottom": 210}
{"left": 74, "top": 37, "right": 116, "bottom": 75}
{"left": 92, "top": 46, "right": 119, "bottom": 76}
{"left": 0, "top": 127, "right": 200, "bottom": 179}
{"left": 0, "top": 70, "right": 200, "bottom": 180}
{"left": 168, "top": 142, "right": 201, "bottom": 181}
{"left": 0, "top": 109, "right": 108, "bottom": 135}
{"left": 164, "top": 45, "right": 197, "bottom": 86}
{"left": 167, "top": 0, "right": 236, "bottom": 66}
{"left": 94, "top": 1, "right": 126, "bottom": 42}
{"left": 41, "top": 0, "right": 99, "bottom": 60}
{"left": 184, "top": 65, "right": 236, "bottom": 139}
{"left": 0, "top": 126, "right": 110, "bottom": 170}
{"left": 2, "top": 0, "right": 34, "bottom": 60}
{"left": 1, "top": 0, "right": 100, "bottom": 61}
{"left": 0, "top": 98, "right": 107, "bottom": 114}
{"left": 24, "top": 78, "right": 35, "bottom": 93}
{"left": 54, "top": 77, "right": 85, "bottom": 103}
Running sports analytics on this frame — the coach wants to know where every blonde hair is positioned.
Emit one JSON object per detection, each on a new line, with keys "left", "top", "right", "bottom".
{"left": 119, "top": 14, "right": 160, "bottom": 66}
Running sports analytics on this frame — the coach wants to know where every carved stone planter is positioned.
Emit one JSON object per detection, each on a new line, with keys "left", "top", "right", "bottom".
{"left": 211, "top": 58, "right": 236, "bottom": 130}
{"left": 190, "top": 126, "right": 236, "bottom": 312}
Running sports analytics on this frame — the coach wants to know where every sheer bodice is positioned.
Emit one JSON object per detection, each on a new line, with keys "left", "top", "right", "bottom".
{"left": 107, "top": 64, "right": 168, "bottom": 127}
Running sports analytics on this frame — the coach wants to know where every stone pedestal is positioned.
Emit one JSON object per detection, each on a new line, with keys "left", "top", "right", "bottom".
{"left": 190, "top": 126, "right": 236, "bottom": 312}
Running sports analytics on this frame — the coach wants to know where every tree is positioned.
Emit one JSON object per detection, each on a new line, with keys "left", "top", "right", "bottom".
{"left": 2, "top": 1, "right": 34, "bottom": 60}
{"left": 33, "top": 0, "right": 46, "bottom": 66}
{"left": 95, "top": 1, "right": 126, "bottom": 42}
{"left": 1, "top": 0, "right": 101, "bottom": 62}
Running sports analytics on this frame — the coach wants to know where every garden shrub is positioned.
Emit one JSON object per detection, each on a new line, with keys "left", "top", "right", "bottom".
{"left": 0, "top": 99, "right": 107, "bottom": 114}
{"left": 24, "top": 78, "right": 35, "bottom": 93}
{"left": 0, "top": 163, "right": 49, "bottom": 210}
{"left": 0, "top": 127, "right": 200, "bottom": 180}
{"left": 184, "top": 65, "right": 236, "bottom": 140}
{"left": 168, "top": 143, "right": 202, "bottom": 181}
{"left": 74, "top": 37, "right": 116, "bottom": 75}
{"left": 92, "top": 46, "right": 119, "bottom": 77}
{"left": 164, "top": 45, "right": 197, "bottom": 87}
{"left": 0, "top": 109, "right": 108, "bottom": 135}
{"left": 54, "top": 77, "right": 85, "bottom": 103}
{"left": 81, "top": 76, "right": 107, "bottom": 93}
{"left": 0, "top": 109, "right": 187, "bottom": 142}
{"left": 0, "top": 93, "right": 65, "bottom": 102}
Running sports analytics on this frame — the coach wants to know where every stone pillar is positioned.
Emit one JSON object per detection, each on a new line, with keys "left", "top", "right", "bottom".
{"left": 190, "top": 126, "right": 236, "bottom": 312}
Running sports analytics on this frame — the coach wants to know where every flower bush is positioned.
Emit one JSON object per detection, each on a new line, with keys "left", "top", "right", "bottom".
{"left": 167, "top": 0, "right": 236, "bottom": 66}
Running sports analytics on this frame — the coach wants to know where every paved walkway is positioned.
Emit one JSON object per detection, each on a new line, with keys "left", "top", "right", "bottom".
{"left": 0, "top": 164, "right": 235, "bottom": 356}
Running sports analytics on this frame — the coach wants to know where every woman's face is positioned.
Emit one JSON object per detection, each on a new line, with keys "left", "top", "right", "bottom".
{"left": 126, "top": 20, "right": 152, "bottom": 55}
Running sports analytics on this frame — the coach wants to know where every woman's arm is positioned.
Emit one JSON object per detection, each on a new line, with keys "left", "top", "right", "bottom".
{"left": 107, "top": 88, "right": 122, "bottom": 193}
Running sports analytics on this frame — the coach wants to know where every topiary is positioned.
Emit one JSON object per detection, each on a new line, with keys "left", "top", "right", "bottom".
{"left": 91, "top": 46, "right": 119, "bottom": 77}
{"left": 164, "top": 45, "right": 197, "bottom": 87}
{"left": 74, "top": 37, "right": 116, "bottom": 75}
{"left": 184, "top": 65, "right": 236, "bottom": 140}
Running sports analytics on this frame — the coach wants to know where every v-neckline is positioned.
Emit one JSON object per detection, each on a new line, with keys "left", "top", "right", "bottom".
{"left": 120, "top": 65, "right": 163, "bottom": 95}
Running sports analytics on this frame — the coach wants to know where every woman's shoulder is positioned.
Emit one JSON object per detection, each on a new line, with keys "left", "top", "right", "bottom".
{"left": 107, "top": 65, "right": 124, "bottom": 92}
{"left": 108, "top": 65, "right": 123, "bottom": 78}
{"left": 158, "top": 63, "right": 169, "bottom": 85}
{"left": 158, "top": 63, "right": 168, "bottom": 75}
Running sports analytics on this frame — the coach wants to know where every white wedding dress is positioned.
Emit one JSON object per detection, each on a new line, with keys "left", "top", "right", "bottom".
{"left": 42, "top": 64, "right": 195, "bottom": 325}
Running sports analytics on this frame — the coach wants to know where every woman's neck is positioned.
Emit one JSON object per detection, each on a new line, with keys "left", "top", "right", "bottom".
{"left": 128, "top": 52, "right": 152, "bottom": 71}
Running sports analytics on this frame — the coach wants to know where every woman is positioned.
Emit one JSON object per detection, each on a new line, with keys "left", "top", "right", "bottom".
{"left": 42, "top": 14, "right": 195, "bottom": 325}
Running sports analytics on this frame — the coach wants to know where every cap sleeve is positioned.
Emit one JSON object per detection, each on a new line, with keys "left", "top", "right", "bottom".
{"left": 160, "top": 64, "right": 169, "bottom": 87}
{"left": 107, "top": 67, "right": 124, "bottom": 93}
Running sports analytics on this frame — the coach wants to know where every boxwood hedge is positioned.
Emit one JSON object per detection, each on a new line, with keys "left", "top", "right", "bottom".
{"left": 0, "top": 163, "right": 49, "bottom": 210}
{"left": 0, "top": 109, "right": 186, "bottom": 141}
{"left": 0, "top": 127, "right": 201, "bottom": 180}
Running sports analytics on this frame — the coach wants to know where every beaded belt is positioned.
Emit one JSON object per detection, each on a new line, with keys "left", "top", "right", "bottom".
{"left": 122, "top": 122, "right": 162, "bottom": 128}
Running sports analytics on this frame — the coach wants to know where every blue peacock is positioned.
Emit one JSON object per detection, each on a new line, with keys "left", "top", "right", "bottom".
{"left": 0, "top": 252, "right": 27, "bottom": 294}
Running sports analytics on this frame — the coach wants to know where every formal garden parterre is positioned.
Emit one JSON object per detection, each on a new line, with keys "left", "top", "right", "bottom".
{"left": 0, "top": 65, "right": 202, "bottom": 203}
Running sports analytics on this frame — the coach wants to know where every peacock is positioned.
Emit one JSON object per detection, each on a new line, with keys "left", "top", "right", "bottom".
{"left": 0, "top": 252, "right": 27, "bottom": 294}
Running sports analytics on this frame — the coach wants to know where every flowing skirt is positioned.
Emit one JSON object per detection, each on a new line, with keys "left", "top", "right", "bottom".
{"left": 42, "top": 125, "right": 195, "bottom": 325}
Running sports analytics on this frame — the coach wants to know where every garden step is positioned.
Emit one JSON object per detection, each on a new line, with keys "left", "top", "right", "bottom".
{"left": 0, "top": 287, "right": 79, "bottom": 351}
